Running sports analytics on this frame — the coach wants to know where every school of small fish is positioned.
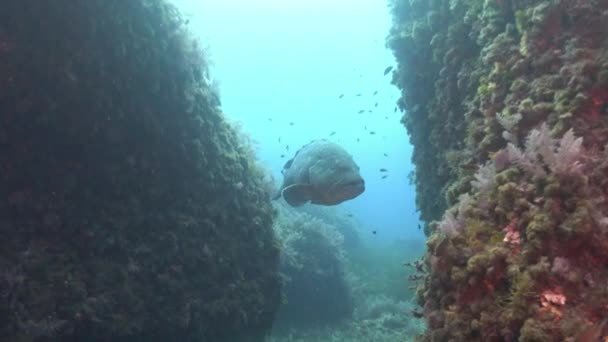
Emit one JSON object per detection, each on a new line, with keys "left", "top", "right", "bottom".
{"left": 269, "top": 65, "right": 398, "bottom": 185}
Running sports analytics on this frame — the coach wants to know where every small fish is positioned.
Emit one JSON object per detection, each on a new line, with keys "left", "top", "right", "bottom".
{"left": 417, "top": 224, "right": 421, "bottom": 230}
{"left": 383, "top": 153, "right": 388, "bottom": 157}
{"left": 356, "top": 138, "right": 360, "bottom": 142}
{"left": 280, "top": 154, "right": 285, "bottom": 158}
{"left": 460, "top": 163, "right": 478, "bottom": 171}
{"left": 338, "top": 94, "right": 344, "bottom": 99}
{"left": 369, "top": 131, "right": 376, "bottom": 135}
{"left": 356, "top": 93, "right": 362, "bottom": 97}
{"left": 381, "top": 175, "right": 388, "bottom": 179}
{"left": 330, "top": 131, "right": 336, "bottom": 136}
{"left": 289, "top": 122, "right": 295, "bottom": 126}
{"left": 268, "top": 118, "right": 273, "bottom": 122}
{"left": 364, "top": 126, "right": 367, "bottom": 130}
{"left": 379, "top": 168, "right": 387, "bottom": 172}
{"left": 347, "top": 214, "right": 353, "bottom": 217}
{"left": 279, "top": 137, "right": 281, "bottom": 143}
{"left": 286, "top": 145, "right": 289, "bottom": 150}
{"left": 372, "top": 230, "right": 377, "bottom": 235}
{"left": 358, "top": 110, "right": 365, "bottom": 114}
{"left": 374, "top": 102, "right": 378, "bottom": 108}
{"left": 385, "top": 116, "right": 388, "bottom": 119}
{"left": 383, "top": 66, "right": 393, "bottom": 76}
{"left": 367, "top": 110, "right": 372, "bottom": 113}
{"left": 411, "top": 310, "right": 424, "bottom": 319}
{"left": 373, "top": 91, "right": 378, "bottom": 95}
{"left": 394, "top": 106, "right": 398, "bottom": 113}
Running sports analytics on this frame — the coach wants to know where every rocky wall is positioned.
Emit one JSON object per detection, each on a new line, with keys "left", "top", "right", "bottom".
{"left": 389, "top": 0, "right": 608, "bottom": 340}
{"left": 0, "top": 1, "right": 281, "bottom": 341}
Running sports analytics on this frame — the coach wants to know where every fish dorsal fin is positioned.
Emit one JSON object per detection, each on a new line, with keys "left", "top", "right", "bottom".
{"left": 282, "top": 184, "right": 312, "bottom": 207}
{"left": 282, "top": 158, "right": 294, "bottom": 173}
{"left": 282, "top": 140, "right": 321, "bottom": 172}
{"left": 291, "top": 140, "right": 322, "bottom": 159}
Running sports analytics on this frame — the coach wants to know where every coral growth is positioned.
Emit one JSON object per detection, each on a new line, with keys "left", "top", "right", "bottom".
{"left": 272, "top": 202, "right": 353, "bottom": 330}
{"left": 389, "top": 0, "right": 608, "bottom": 340}
{"left": 0, "top": 1, "right": 280, "bottom": 341}
{"left": 269, "top": 203, "right": 426, "bottom": 340}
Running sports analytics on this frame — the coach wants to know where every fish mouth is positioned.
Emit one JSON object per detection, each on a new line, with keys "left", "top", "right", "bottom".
{"left": 341, "top": 178, "right": 365, "bottom": 197}
{"left": 344, "top": 179, "right": 365, "bottom": 188}
{"left": 320, "top": 178, "right": 365, "bottom": 205}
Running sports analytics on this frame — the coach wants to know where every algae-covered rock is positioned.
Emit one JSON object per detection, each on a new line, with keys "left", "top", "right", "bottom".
{"left": 390, "top": 0, "right": 608, "bottom": 340}
{"left": 388, "top": 0, "right": 481, "bottom": 232}
{"left": 0, "top": 1, "right": 280, "bottom": 341}
{"left": 272, "top": 203, "right": 353, "bottom": 330}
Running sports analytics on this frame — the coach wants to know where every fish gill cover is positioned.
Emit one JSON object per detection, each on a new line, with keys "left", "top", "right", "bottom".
{"left": 389, "top": 0, "right": 608, "bottom": 340}
{"left": 0, "top": 1, "right": 280, "bottom": 341}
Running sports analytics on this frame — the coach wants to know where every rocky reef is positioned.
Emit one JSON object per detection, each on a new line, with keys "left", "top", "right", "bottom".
{"left": 271, "top": 202, "right": 353, "bottom": 330}
{"left": 0, "top": 1, "right": 280, "bottom": 341}
{"left": 269, "top": 203, "right": 425, "bottom": 341}
{"left": 389, "top": 0, "right": 608, "bottom": 340}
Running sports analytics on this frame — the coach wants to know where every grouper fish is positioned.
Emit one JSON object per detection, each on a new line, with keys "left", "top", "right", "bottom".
{"left": 273, "top": 140, "right": 365, "bottom": 206}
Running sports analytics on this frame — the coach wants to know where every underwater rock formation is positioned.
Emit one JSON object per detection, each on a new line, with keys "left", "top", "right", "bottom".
{"left": 272, "top": 203, "right": 353, "bottom": 330}
{"left": 0, "top": 1, "right": 280, "bottom": 341}
{"left": 389, "top": 0, "right": 608, "bottom": 340}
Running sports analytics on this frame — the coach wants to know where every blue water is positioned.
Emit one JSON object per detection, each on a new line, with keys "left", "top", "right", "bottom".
{"left": 172, "top": 0, "right": 425, "bottom": 244}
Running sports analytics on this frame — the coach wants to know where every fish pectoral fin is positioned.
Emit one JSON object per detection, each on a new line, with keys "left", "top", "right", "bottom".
{"left": 282, "top": 158, "right": 294, "bottom": 171}
{"left": 282, "top": 184, "right": 312, "bottom": 207}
